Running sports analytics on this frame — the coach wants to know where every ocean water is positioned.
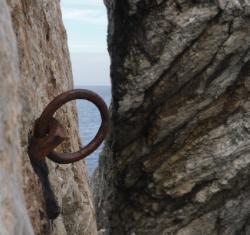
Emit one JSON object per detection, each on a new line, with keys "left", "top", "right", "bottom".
{"left": 76, "top": 86, "right": 111, "bottom": 175}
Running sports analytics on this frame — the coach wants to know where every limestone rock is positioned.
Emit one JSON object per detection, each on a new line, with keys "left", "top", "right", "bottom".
{"left": 96, "top": 0, "right": 250, "bottom": 234}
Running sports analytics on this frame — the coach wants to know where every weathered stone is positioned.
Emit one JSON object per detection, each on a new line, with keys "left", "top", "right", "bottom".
{"left": 0, "top": 1, "right": 33, "bottom": 234}
{"left": 96, "top": 0, "right": 250, "bottom": 234}
{"left": 0, "top": 0, "right": 97, "bottom": 234}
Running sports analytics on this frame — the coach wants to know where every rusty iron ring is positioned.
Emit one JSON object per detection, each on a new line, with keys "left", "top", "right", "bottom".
{"left": 33, "top": 89, "right": 109, "bottom": 164}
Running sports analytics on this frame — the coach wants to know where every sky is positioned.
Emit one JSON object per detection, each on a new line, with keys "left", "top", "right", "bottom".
{"left": 60, "top": 0, "right": 110, "bottom": 86}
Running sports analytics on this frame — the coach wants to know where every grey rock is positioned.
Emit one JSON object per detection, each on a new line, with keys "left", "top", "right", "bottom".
{"left": 0, "top": 0, "right": 33, "bottom": 234}
{"left": 95, "top": 0, "right": 250, "bottom": 234}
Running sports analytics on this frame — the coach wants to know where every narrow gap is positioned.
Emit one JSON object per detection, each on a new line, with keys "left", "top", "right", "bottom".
{"left": 60, "top": 0, "right": 110, "bottom": 176}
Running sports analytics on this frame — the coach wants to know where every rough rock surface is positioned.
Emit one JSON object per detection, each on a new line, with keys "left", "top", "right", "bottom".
{"left": 0, "top": 1, "right": 33, "bottom": 234}
{"left": 96, "top": 0, "right": 250, "bottom": 234}
{"left": 0, "top": 0, "right": 97, "bottom": 234}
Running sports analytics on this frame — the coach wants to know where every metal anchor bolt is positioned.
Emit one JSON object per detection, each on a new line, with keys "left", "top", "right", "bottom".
{"left": 28, "top": 89, "right": 109, "bottom": 220}
{"left": 28, "top": 89, "right": 109, "bottom": 164}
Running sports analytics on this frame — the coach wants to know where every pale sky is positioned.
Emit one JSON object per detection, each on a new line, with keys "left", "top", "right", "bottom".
{"left": 60, "top": 0, "right": 110, "bottom": 86}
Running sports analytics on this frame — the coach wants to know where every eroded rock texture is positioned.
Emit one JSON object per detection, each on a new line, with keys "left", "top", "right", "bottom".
{"left": 0, "top": 0, "right": 97, "bottom": 234}
{"left": 96, "top": 1, "right": 250, "bottom": 234}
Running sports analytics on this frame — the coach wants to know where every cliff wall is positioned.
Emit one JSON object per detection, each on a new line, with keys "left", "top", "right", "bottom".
{"left": 0, "top": 0, "right": 97, "bottom": 234}
{"left": 96, "top": 1, "right": 250, "bottom": 234}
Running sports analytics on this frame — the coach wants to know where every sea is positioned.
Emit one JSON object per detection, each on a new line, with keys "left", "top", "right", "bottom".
{"left": 76, "top": 86, "right": 111, "bottom": 175}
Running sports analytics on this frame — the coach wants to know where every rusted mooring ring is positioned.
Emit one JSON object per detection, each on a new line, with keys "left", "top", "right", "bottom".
{"left": 28, "top": 89, "right": 109, "bottom": 164}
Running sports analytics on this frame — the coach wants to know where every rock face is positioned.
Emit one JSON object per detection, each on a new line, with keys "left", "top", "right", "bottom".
{"left": 96, "top": 1, "right": 250, "bottom": 234}
{"left": 0, "top": 1, "right": 33, "bottom": 234}
{"left": 0, "top": 0, "right": 97, "bottom": 234}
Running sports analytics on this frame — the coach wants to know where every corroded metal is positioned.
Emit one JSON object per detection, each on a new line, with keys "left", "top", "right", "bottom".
{"left": 28, "top": 89, "right": 109, "bottom": 164}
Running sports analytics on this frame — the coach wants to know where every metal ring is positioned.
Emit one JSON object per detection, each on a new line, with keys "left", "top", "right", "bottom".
{"left": 34, "top": 89, "right": 109, "bottom": 164}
